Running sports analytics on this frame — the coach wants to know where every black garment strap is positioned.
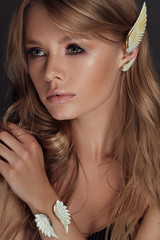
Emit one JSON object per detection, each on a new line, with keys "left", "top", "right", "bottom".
{"left": 87, "top": 228, "right": 107, "bottom": 240}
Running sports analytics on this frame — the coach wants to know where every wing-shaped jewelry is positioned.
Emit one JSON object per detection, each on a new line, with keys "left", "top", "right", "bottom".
{"left": 126, "top": 2, "right": 147, "bottom": 53}
{"left": 34, "top": 214, "right": 59, "bottom": 238}
{"left": 122, "top": 57, "right": 135, "bottom": 72}
{"left": 53, "top": 200, "right": 71, "bottom": 234}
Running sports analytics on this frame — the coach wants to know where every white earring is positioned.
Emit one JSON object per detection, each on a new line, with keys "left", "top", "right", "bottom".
{"left": 122, "top": 58, "right": 135, "bottom": 72}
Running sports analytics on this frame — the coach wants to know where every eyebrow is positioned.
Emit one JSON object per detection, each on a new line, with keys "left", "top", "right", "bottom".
{"left": 58, "top": 36, "right": 74, "bottom": 44}
{"left": 25, "top": 34, "right": 90, "bottom": 45}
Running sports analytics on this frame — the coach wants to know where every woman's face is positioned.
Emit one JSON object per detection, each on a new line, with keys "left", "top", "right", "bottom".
{"left": 25, "top": 4, "right": 124, "bottom": 121}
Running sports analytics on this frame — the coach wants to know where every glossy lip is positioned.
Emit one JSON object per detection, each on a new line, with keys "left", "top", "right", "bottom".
{"left": 46, "top": 89, "right": 76, "bottom": 104}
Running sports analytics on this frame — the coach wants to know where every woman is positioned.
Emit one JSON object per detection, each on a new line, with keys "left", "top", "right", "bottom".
{"left": 0, "top": 0, "right": 160, "bottom": 239}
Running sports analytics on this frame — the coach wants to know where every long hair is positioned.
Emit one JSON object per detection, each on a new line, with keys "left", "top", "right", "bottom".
{"left": 1, "top": 0, "right": 160, "bottom": 239}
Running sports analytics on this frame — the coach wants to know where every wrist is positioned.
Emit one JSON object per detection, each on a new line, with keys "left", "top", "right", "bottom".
{"left": 29, "top": 185, "right": 59, "bottom": 216}
{"left": 30, "top": 199, "right": 71, "bottom": 239}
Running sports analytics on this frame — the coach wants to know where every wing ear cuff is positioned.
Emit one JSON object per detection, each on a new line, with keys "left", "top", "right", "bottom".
{"left": 126, "top": 2, "right": 147, "bottom": 53}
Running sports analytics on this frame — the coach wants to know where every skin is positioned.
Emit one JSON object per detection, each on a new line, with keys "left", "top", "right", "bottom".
{"left": 2, "top": 3, "right": 160, "bottom": 240}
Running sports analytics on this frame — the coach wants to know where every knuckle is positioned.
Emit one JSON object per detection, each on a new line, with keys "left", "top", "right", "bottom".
{"left": 22, "top": 150, "right": 30, "bottom": 161}
{"left": 15, "top": 160, "right": 25, "bottom": 171}
{"left": 30, "top": 141, "right": 39, "bottom": 151}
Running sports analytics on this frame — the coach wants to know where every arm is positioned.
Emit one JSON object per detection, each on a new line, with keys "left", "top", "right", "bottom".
{"left": 0, "top": 123, "right": 85, "bottom": 240}
{"left": 0, "top": 182, "right": 26, "bottom": 240}
{"left": 29, "top": 188, "right": 85, "bottom": 240}
{"left": 135, "top": 205, "right": 160, "bottom": 240}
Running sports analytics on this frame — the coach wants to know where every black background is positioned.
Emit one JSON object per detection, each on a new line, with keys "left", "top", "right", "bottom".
{"left": 0, "top": 0, "right": 160, "bottom": 118}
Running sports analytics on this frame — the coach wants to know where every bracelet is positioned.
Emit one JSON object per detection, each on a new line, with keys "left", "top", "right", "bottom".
{"left": 34, "top": 214, "right": 59, "bottom": 238}
{"left": 53, "top": 200, "right": 71, "bottom": 234}
{"left": 33, "top": 200, "right": 71, "bottom": 238}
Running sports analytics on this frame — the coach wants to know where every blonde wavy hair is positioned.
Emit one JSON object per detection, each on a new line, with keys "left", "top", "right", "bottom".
{"left": 0, "top": 0, "right": 160, "bottom": 239}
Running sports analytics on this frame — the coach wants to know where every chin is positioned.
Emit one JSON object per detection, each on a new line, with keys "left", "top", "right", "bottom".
{"left": 49, "top": 111, "right": 75, "bottom": 121}
{"left": 43, "top": 103, "right": 75, "bottom": 120}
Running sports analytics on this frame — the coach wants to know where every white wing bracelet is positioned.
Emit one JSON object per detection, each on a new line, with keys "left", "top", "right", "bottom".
{"left": 33, "top": 200, "right": 71, "bottom": 238}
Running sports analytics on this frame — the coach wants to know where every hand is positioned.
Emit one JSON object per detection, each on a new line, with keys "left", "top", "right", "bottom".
{"left": 0, "top": 123, "right": 52, "bottom": 209}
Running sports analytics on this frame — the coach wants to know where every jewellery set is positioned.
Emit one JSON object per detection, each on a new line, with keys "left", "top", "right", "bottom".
{"left": 122, "top": 2, "right": 147, "bottom": 72}
{"left": 34, "top": 200, "right": 71, "bottom": 238}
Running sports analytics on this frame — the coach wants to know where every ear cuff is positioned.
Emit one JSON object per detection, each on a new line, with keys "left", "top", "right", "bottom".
{"left": 122, "top": 58, "right": 135, "bottom": 72}
{"left": 122, "top": 2, "right": 147, "bottom": 72}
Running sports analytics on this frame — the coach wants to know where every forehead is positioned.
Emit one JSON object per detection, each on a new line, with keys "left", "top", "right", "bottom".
{"left": 24, "top": 3, "right": 91, "bottom": 41}
{"left": 24, "top": 3, "right": 120, "bottom": 46}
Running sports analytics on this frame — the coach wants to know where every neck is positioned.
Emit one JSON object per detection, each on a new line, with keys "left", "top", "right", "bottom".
{"left": 71, "top": 93, "right": 120, "bottom": 165}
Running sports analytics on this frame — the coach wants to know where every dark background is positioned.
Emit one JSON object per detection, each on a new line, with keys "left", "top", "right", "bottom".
{"left": 0, "top": 0, "right": 160, "bottom": 118}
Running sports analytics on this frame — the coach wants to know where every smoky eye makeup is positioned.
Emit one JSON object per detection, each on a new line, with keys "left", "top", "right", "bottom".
{"left": 65, "top": 43, "right": 85, "bottom": 55}
{"left": 25, "top": 42, "right": 86, "bottom": 59}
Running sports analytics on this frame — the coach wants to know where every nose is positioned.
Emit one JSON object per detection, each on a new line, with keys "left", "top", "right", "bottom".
{"left": 44, "top": 54, "right": 66, "bottom": 82}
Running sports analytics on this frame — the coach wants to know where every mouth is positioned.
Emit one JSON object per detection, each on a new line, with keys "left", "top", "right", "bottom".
{"left": 46, "top": 89, "right": 76, "bottom": 104}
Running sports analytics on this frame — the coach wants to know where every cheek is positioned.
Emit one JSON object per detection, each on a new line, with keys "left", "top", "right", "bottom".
{"left": 74, "top": 54, "right": 120, "bottom": 98}
{"left": 28, "top": 62, "right": 44, "bottom": 93}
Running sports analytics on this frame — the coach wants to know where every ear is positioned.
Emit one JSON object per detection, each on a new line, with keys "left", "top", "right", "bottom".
{"left": 119, "top": 46, "right": 139, "bottom": 69}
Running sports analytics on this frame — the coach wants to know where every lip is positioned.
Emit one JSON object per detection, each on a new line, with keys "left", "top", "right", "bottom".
{"left": 46, "top": 89, "right": 76, "bottom": 104}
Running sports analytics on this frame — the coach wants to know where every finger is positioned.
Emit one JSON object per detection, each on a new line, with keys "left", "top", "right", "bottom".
{"left": 0, "top": 143, "right": 16, "bottom": 165}
{"left": 0, "top": 158, "right": 10, "bottom": 179}
{"left": 8, "top": 123, "right": 35, "bottom": 144}
{"left": 0, "top": 130, "right": 23, "bottom": 154}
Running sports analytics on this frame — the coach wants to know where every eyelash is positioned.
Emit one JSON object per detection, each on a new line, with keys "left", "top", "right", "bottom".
{"left": 26, "top": 48, "right": 45, "bottom": 58}
{"left": 26, "top": 44, "right": 85, "bottom": 58}
{"left": 66, "top": 44, "right": 85, "bottom": 55}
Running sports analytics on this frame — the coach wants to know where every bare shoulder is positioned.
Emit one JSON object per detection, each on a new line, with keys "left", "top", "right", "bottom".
{"left": 135, "top": 205, "right": 160, "bottom": 240}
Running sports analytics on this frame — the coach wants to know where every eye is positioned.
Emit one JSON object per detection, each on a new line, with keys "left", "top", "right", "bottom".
{"left": 66, "top": 44, "right": 85, "bottom": 55}
{"left": 26, "top": 48, "right": 45, "bottom": 58}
